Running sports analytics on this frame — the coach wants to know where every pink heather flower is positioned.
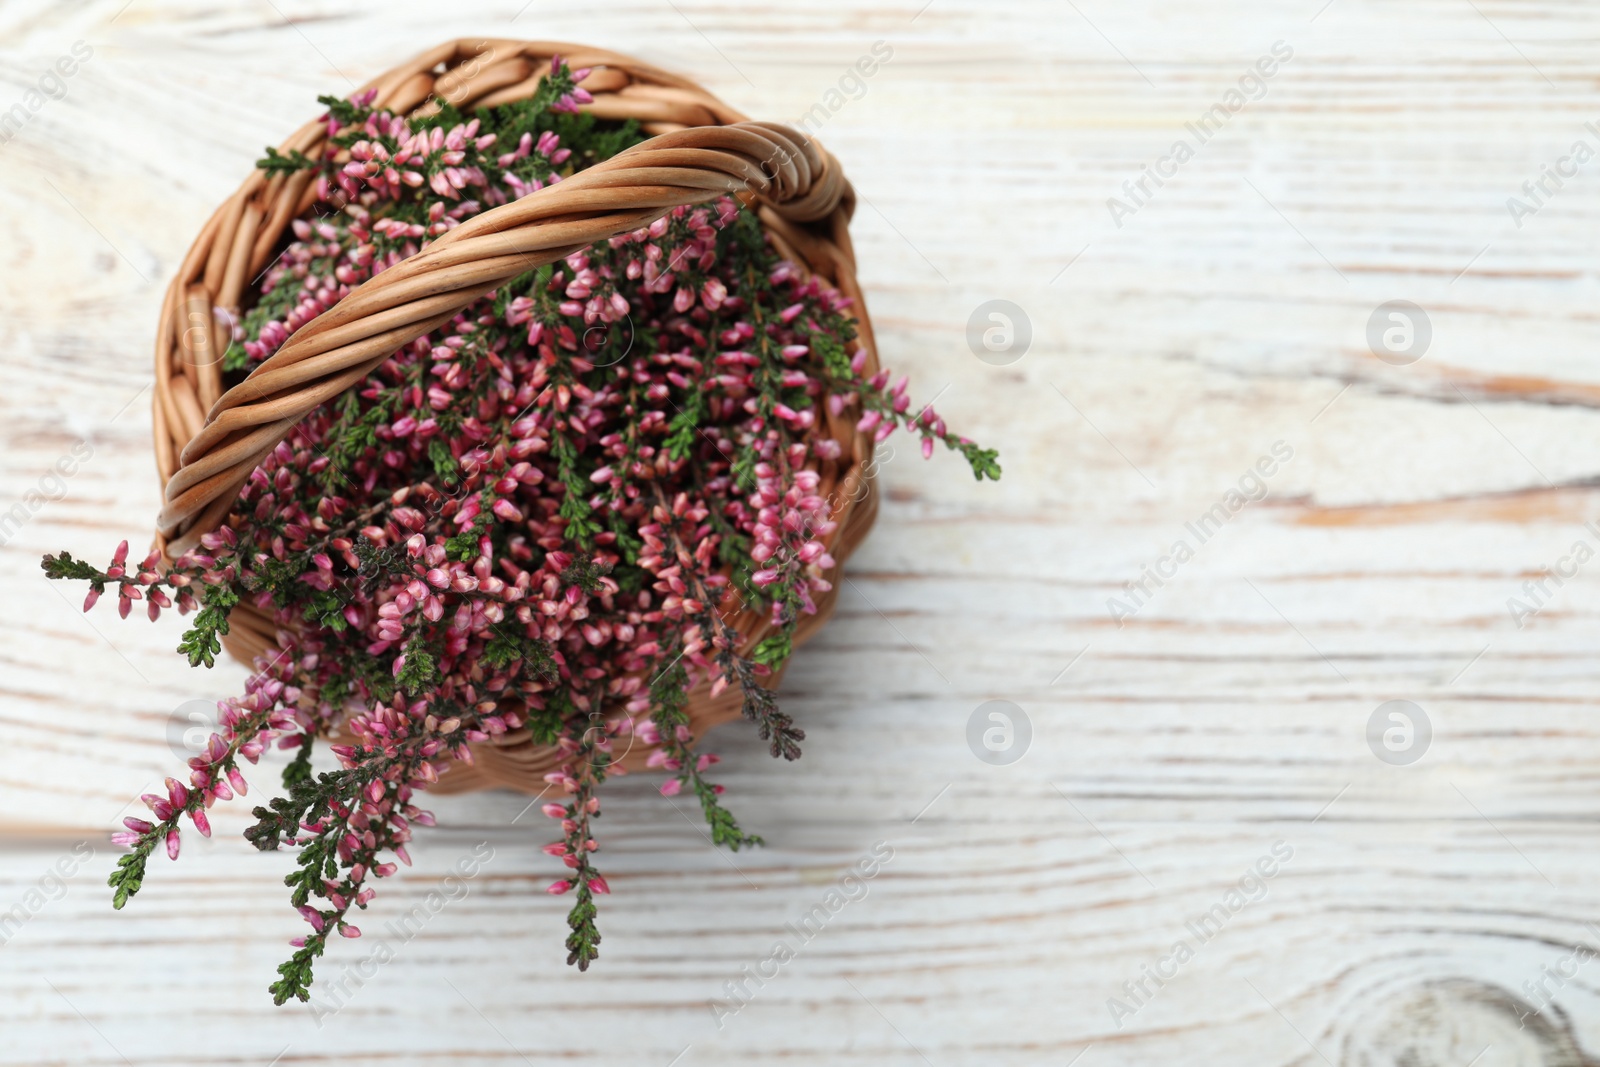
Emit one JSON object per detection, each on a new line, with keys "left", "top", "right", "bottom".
{"left": 701, "top": 277, "right": 727, "bottom": 309}
{"left": 51, "top": 89, "right": 997, "bottom": 981}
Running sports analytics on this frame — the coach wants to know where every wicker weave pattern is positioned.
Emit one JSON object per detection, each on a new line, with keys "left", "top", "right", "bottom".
{"left": 148, "top": 39, "right": 880, "bottom": 793}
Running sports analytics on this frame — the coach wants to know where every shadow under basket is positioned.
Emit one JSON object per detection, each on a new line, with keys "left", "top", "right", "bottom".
{"left": 145, "top": 38, "right": 881, "bottom": 794}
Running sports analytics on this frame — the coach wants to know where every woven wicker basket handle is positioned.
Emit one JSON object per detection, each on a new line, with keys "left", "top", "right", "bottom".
{"left": 157, "top": 119, "right": 851, "bottom": 559}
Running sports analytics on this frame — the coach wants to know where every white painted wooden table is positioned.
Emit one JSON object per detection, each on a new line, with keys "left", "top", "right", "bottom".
{"left": 5, "top": 0, "right": 1600, "bottom": 1063}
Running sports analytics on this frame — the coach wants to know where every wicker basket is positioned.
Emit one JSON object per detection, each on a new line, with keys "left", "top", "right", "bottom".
{"left": 146, "top": 39, "right": 880, "bottom": 794}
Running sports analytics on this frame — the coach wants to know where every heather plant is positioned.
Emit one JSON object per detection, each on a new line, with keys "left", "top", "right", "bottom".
{"left": 43, "top": 58, "right": 998, "bottom": 1003}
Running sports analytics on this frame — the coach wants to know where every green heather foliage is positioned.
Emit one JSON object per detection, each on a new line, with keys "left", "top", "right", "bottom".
{"left": 44, "top": 58, "right": 997, "bottom": 1004}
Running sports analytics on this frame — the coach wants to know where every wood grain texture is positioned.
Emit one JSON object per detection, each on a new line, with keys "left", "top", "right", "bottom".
{"left": 4, "top": 0, "right": 1600, "bottom": 1064}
